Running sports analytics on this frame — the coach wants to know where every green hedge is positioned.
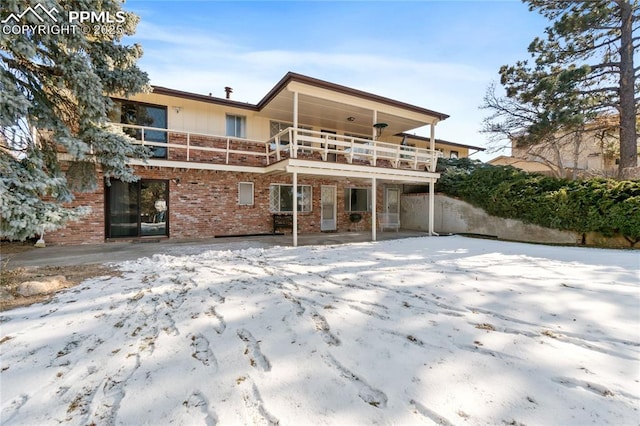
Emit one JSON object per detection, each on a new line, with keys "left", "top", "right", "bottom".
{"left": 436, "top": 159, "right": 640, "bottom": 244}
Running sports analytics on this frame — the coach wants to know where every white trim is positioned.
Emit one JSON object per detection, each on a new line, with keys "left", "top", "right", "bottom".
{"left": 285, "top": 159, "right": 439, "bottom": 182}
{"left": 371, "top": 177, "right": 377, "bottom": 241}
{"left": 123, "top": 157, "right": 440, "bottom": 182}
{"left": 293, "top": 172, "right": 298, "bottom": 247}
{"left": 128, "top": 158, "right": 268, "bottom": 174}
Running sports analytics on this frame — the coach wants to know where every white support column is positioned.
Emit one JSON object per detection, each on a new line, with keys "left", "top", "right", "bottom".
{"left": 292, "top": 91, "right": 299, "bottom": 159}
{"left": 293, "top": 171, "right": 298, "bottom": 247}
{"left": 372, "top": 110, "right": 378, "bottom": 166}
{"left": 371, "top": 177, "right": 377, "bottom": 241}
{"left": 293, "top": 91, "right": 299, "bottom": 128}
{"left": 430, "top": 120, "right": 437, "bottom": 172}
{"left": 428, "top": 177, "right": 435, "bottom": 236}
{"left": 372, "top": 110, "right": 378, "bottom": 141}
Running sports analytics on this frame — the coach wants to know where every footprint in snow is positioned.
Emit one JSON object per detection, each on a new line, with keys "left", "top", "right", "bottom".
{"left": 236, "top": 329, "right": 271, "bottom": 372}
{"left": 322, "top": 353, "right": 387, "bottom": 408}
{"left": 189, "top": 333, "right": 218, "bottom": 370}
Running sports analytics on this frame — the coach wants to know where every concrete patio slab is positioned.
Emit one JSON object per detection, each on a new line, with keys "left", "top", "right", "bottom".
{"left": 2, "top": 231, "right": 432, "bottom": 268}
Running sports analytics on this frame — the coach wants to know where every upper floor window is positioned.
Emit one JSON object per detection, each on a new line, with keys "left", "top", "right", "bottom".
{"left": 270, "top": 121, "right": 289, "bottom": 137}
{"left": 226, "top": 114, "right": 246, "bottom": 138}
{"left": 450, "top": 151, "right": 459, "bottom": 159}
{"left": 109, "top": 100, "right": 167, "bottom": 158}
{"left": 270, "top": 121, "right": 312, "bottom": 152}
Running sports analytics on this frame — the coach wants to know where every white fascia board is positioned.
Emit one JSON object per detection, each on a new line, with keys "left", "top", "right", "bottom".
{"left": 285, "top": 159, "right": 440, "bottom": 182}
{"left": 128, "top": 158, "right": 268, "bottom": 174}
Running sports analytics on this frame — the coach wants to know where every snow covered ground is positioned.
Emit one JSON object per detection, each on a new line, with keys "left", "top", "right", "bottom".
{"left": 1, "top": 236, "right": 639, "bottom": 425}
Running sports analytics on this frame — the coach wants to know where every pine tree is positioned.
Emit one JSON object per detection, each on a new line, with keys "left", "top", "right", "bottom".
{"left": 498, "top": 0, "right": 639, "bottom": 178}
{"left": 0, "top": 0, "right": 149, "bottom": 240}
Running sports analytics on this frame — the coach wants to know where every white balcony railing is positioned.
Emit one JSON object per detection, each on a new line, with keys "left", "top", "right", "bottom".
{"left": 111, "top": 123, "right": 270, "bottom": 165}
{"left": 111, "top": 123, "right": 440, "bottom": 172}
{"left": 268, "top": 128, "right": 440, "bottom": 171}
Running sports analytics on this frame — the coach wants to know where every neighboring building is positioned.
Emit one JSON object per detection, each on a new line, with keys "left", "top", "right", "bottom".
{"left": 488, "top": 155, "right": 555, "bottom": 176}
{"left": 490, "top": 115, "right": 638, "bottom": 178}
{"left": 398, "top": 133, "right": 485, "bottom": 160}
{"left": 49, "top": 72, "right": 481, "bottom": 245}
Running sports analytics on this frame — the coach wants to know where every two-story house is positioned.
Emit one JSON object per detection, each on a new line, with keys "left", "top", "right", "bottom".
{"left": 48, "top": 72, "right": 481, "bottom": 246}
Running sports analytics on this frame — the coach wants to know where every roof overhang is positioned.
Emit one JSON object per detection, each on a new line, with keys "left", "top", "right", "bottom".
{"left": 259, "top": 73, "right": 449, "bottom": 137}
{"left": 151, "top": 72, "right": 450, "bottom": 138}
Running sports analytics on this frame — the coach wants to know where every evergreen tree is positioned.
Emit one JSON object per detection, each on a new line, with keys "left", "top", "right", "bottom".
{"left": 0, "top": 0, "right": 149, "bottom": 240}
{"left": 496, "top": 0, "right": 639, "bottom": 178}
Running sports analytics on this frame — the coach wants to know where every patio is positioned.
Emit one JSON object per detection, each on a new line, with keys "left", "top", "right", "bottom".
{"left": 2, "top": 230, "right": 432, "bottom": 268}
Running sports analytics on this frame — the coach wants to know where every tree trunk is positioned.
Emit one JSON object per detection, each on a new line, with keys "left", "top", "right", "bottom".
{"left": 618, "top": 0, "right": 638, "bottom": 176}
{"left": 571, "top": 132, "right": 582, "bottom": 180}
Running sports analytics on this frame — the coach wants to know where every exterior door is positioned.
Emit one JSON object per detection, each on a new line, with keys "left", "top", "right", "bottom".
{"left": 385, "top": 187, "right": 400, "bottom": 215}
{"left": 321, "top": 185, "right": 337, "bottom": 231}
{"left": 385, "top": 187, "right": 400, "bottom": 228}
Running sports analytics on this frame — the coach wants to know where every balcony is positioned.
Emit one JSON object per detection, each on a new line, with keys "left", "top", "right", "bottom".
{"left": 113, "top": 123, "right": 441, "bottom": 173}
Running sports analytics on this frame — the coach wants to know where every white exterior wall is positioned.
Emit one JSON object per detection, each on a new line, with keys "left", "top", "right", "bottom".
{"left": 121, "top": 92, "right": 272, "bottom": 141}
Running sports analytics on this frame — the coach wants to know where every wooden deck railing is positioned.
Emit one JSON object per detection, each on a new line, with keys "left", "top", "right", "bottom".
{"left": 112, "top": 123, "right": 440, "bottom": 171}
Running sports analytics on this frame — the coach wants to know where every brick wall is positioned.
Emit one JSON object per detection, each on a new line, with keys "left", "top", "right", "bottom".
{"left": 47, "top": 166, "right": 393, "bottom": 245}
{"left": 46, "top": 185, "right": 106, "bottom": 245}
{"left": 167, "top": 134, "right": 268, "bottom": 166}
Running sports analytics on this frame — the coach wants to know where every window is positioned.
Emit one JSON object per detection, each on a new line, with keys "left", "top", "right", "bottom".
{"left": 238, "top": 182, "right": 254, "bottom": 206}
{"left": 270, "top": 121, "right": 312, "bottom": 153}
{"left": 110, "top": 100, "right": 167, "bottom": 158}
{"left": 344, "top": 188, "right": 370, "bottom": 212}
{"left": 270, "top": 121, "right": 290, "bottom": 137}
{"left": 269, "top": 184, "right": 312, "bottom": 213}
{"left": 226, "top": 114, "right": 246, "bottom": 138}
{"left": 450, "top": 151, "right": 459, "bottom": 159}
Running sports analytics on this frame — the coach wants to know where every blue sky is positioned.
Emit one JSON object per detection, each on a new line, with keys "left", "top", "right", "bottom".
{"left": 125, "top": 1, "right": 550, "bottom": 160}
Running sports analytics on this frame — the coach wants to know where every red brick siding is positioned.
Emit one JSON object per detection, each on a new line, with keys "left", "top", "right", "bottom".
{"left": 167, "top": 134, "right": 268, "bottom": 166}
{"left": 46, "top": 186, "right": 106, "bottom": 245}
{"left": 47, "top": 166, "right": 394, "bottom": 245}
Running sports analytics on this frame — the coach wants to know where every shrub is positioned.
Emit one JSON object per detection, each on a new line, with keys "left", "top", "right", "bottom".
{"left": 436, "top": 159, "right": 640, "bottom": 244}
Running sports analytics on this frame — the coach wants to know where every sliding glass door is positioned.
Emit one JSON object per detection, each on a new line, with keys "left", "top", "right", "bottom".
{"left": 106, "top": 180, "right": 169, "bottom": 238}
